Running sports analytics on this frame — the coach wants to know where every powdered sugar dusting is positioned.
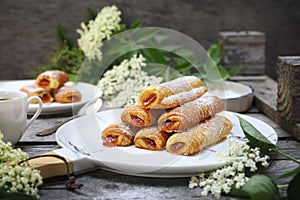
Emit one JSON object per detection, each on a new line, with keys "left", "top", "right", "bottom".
{"left": 188, "top": 115, "right": 231, "bottom": 149}
{"left": 166, "top": 115, "right": 232, "bottom": 155}
{"left": 160, "top": 76, "right": 202, "bottom": 94}
{"left": 159, "top": 95, "right": 224, "bottom": 132}
{"left": 117, "top": 123, "right": 135, "bottom": 137}
{"left": 161, "top": 86, "right": 207, "bottom": 106}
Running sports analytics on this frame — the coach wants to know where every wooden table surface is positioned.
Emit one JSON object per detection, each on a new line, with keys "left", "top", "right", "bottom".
{"left": 13, "top": 78, "right": 299, "bottom": 200}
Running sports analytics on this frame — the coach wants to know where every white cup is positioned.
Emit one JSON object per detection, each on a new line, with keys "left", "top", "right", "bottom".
{"left": 0, "top": 91, "right": 43, "bottom": 144}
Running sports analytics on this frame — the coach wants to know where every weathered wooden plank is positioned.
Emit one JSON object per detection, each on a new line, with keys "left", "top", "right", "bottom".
{"left": 242, "top": 77, "right": 300, "bottom": 140}
{"left": 271, "top": 140, "right": 300, "bottom": 160}
{"left": 15, "top": 144, "right": 60, "bottom": 157}
{"left": 219, "top": 31, "right": 266, "bottom": 75}
{"left": 18, "top": 138, "right": 298, "bottom": 199}
{"left": 225, "top": 63, "right": 265, "bottom": 75}
{"left": 35, "top": 159, "right": 297, "bottom": 199}
{"left": 258, "top": 160, "right": 299, "bottom": 187}
{"left": 277, "top": 56, "right": 300, "bottom": 124}
{"left": 20, "top": 117, "right": 67, "bottom": 142}
{"left": 246, "top": 113, "right": 291, "bottom": 138}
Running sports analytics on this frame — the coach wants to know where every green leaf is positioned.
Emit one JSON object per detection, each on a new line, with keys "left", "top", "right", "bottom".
{"left": 228, "top": 65, "right": 244, "bottom": 77}
{"left": 143, "top": 63, "right": 182, "bottom": 81}
{"left": 191, "top": 72, "right": 204, "bottom": 81}
{"left": 217, "top": 65, "right": 231, "bottom": 80}
{"left": 133, "top": 29, "right": 159, "bottom": 44}
{"left": 175, "top": 49, "right": 195, "bottom": 58}
{"left": 231, "top": 174, "right": 280, "bottom": 200}
{"left": 87, "top": 7, "right": 97, "bottom": 20}
{"left": 56, "top": 24, "right": 73, "bottom": 48}
{"left": 69, "top": 74, "right": 78, "bottom": 82}
{"left": 213, "top": 57, "right": 221, "bottom": 65}
{"left": 154, "top": 34, "right": 169, "bottom": 43}
{"left": 276, "top": 166, "right": 300, "bottom": 179}
{"left": 237, "top": 115, "right": 276, "bottom": 154}
{"left": 173, "top": 61, "right": 192, "bottom": 71}
{"left": 162, "top": 45, "right": 181, "bottom": 52}
{"left": 230, "top": 186, "right": 250, "bottom": 198}
{"left": 288, "top": 172, "right": 300, "bottom": 200}
{"left": 207, "top": 41, "right": 222, "bottom": 65}
{"left": 130, "top": 19, "right": 144, "bottom": 29}
{"left": 141, "top": 48, "right": 167, "bottom": 65}
{"left": 0, "top": 191, "right": 36, "bottom": 200}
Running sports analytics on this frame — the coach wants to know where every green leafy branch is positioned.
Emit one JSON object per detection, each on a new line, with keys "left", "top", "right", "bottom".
{"left": 36, "top": 5, "right": 243, "bottom": 84}
{"left": 37, "top": 6, "right": 244, "bottom": 84}
{"left": 235, "top": 116, "right": 300, "bottom": 200}
{"left": 207, "top": 41, "right": 244, "bottom": 80}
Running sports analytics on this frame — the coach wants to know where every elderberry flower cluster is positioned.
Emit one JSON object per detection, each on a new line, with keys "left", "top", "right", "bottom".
{"left": 0, "top": 131, "right": 43, "bottom": 198}
{"left": 97, "top": 54, "right": 163, "bottom": 107}
{"left": 77, "top": 5, "right": 122, "bottom": 60}
{"left": 189, "top": 137, "right": 269, "bottom": 199}
{"left": 0, "top": 134, "right": 28, "bottom": 164}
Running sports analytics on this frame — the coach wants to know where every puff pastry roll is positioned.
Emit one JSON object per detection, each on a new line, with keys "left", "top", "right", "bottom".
{"left": 134, "top": 126, "right": 169, "bottom": 151}
{"left": 52, "top": 86, "right": 82, "bottom": 103}
{"left": 138, "top": 76, "right": 207, "bottom": 109}
{"left": 166, "top": 115, "right": 232, "bottom": 155}
{"left": 102, "top": 123, "right": 136, "bottom": 147}
{"left": 121, "top": 105, "right": 164, "bottom": 127}
{"left": 20, "top": 83, "right": 54, "bottom": 103}
{"left": 158, "top": 95, "right": 224, "bottom": 133}
{"left": 36, "top": 70, "right": 69, "bottom": 89}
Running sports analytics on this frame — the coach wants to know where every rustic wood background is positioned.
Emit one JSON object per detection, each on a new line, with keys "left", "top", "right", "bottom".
{"left": 0, "top": 0, "right": 299, "bottom": 80}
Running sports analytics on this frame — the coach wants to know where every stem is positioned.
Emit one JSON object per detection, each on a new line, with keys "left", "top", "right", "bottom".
{"left": 274, "top": 148, "right": 300, "bottom": 165}
{"left": 277, "top": 184, "right": 288, "bottom": 189}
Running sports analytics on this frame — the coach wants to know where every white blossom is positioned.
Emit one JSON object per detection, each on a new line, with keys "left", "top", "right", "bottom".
{"left": 189, "top": 136, "right": 270, "bottom": 199}
{"left": 0, "top": 131, "right": 43, "bottom": 198}
{"left": 97, "top": 54, "right": 163, "bottom": 107}
{"left": 77, "top": 5, "right": 122, "bottom": 60}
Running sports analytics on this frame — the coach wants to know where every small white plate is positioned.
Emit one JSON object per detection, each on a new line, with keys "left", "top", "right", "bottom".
{"left": 209, "top": 81, "right": 254, "bottom": 112}
{"left": 0, "top": 80, "right": 102, "bottom": 115}
{"left": 56, "top": 109, "right": 277, "bottom": 177}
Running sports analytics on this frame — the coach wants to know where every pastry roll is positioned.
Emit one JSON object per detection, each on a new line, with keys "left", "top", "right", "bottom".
{"left": 158, "top": 95, "right": 224, "bottom": 133}
{"left": 138, "top": 76, "right": 207, "bottom": 109}
{"left": 52, "top": 86, "right": 82, "bottom": 103}
{"left": 20, "top": 83, "right": 54, "bottom": 103}
{"left": 166, "top": 115, "right": 232, "bottom": 155}
{"left": 36, "top": 70, "right": 69, "bottom": 89}
{"left": 102, "top": 123, "right": 136, "bottom": 147}
{"left": 134, "top": 126, "right": 169, "bottom": 151}
{"left": 121, "top": 105, "right": 165, "bottom": 127}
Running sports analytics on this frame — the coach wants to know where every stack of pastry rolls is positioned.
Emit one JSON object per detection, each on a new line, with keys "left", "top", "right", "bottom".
{"left": 20, "top": 70, "right": 82, "bottom": 103}
{"left": 101, "top": 76, "right": 232, "bottom": 156}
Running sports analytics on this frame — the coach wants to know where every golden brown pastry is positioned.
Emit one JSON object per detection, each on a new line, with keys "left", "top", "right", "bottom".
{"left": 102, "top": 123, "right": 136, "bottom": 147}
{"left": 134, "top": 126, "right": 170, "bottom": 151}
{"left": 36, "top": 70, "right": 69, "bottom": 89}
{"left": 20, "top": 83, "right": 54, "bottom": 103}
{"left": 158, "top": 95, "right": 224, "bottom": 133}
{"left": 166, "top": 115, "right": 232, "bottom": 155}
{"left": 121, "top": 105, "right": 165, "bottom": 127}
{"left": 52, "top": 86, "right": 82, "bottom": 103}
{"left": 138, "top": 76, "right": 207, "bottom": 109}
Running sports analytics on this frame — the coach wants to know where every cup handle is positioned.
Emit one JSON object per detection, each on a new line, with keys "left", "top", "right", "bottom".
{"left": 25, "top": 96, "right": 43, "bottom": 130}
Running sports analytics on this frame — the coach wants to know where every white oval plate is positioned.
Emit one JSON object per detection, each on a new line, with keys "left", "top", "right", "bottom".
{"left": 0, "top": 80, "right": 102, "bottom": 115}
{"left": 56, "top": 109, "right": 278, "bottom": 177}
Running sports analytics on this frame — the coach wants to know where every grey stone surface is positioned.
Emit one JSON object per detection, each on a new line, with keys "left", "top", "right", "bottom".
{"left": 0, "top": 0, "right": 299, "bottom": 80}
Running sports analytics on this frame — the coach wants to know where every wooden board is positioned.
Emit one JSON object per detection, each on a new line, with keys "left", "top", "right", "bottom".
{"left": 27, "top": 152, "right": 73, "bottom": 179}
{"left": 219, "top": 31, "right": 266, "bottom": 75}
{"left": 277, "top": 56, "right": 300, "bottom": 124}
{"left": 242, "top": 77, "right": 300, "bottom": 140}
